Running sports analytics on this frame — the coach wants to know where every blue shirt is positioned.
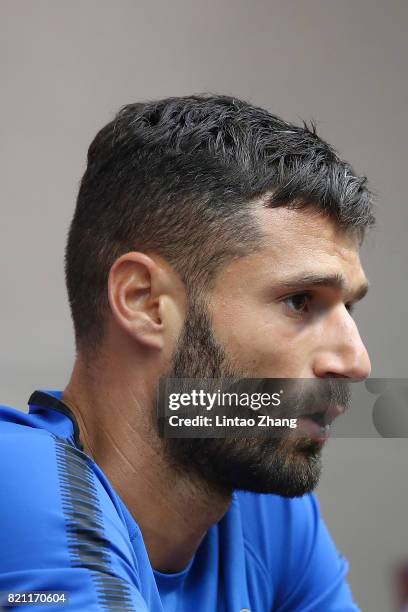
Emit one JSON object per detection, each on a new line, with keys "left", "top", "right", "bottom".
{"left": 0, "top": 389, "right": 360, "bottom": 611}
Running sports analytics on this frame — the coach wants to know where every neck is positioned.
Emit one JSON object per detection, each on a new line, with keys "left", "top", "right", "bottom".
{"left": 61, "top": 355, "right": 232, "bottom": 573}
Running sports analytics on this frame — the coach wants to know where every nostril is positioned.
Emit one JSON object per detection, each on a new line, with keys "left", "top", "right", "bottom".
{"left": 325, "top": 373, "right": 349, "bottom": 379}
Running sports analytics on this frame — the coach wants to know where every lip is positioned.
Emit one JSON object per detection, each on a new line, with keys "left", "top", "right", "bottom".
{"left": 296, "top": 404, "right": 346, "bottom": 443}
{"left": 299, "top": 403, "right": 345, "bottom": 425}
{"left": 297, "top": 416, "right": 331, "bottom": 443}
{"left": 323, "top": 404, "right": 346, "bottom": 425}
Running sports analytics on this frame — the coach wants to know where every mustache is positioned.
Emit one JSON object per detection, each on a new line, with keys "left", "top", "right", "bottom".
{"left": 281, "top": 379, "right": 350, "bottom": 419}
{"left": 224, "top": 378, "right": 351, "bottom": 419}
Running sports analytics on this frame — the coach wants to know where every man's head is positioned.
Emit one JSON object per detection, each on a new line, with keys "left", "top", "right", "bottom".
{"left": 65, "top": 94, "right": 374, "bottom": 497}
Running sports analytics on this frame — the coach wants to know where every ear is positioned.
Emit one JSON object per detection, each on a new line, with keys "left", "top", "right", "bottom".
{"left": 107, "top": 252, "right": 176, "bottom": 351}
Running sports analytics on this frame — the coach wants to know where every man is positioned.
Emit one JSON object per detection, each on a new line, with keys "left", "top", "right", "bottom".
{"left": 0, "top": 94, "right": 373, "bottom": 611}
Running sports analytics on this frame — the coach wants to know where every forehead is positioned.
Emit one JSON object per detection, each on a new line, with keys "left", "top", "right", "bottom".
{"left": 255, "top": 207, "right": 359, "bottom": 257}
{"left": 253, "top": 205, "right": 364, "bottom": 270}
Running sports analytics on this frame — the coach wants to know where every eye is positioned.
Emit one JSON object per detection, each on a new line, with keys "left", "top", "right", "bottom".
{"left": 282, "top": 294, "right": 357, "bottom": 318}
{"left": 283, "top": 293, "right": 311, "bottom": 314}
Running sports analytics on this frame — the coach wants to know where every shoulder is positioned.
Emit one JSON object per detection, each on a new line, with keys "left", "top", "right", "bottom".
{"left": 0, "top": 422, "right": 149, "bottom": 611}
{"left": 0, "top": 410, "right": 62, "bottom": 510}
{"left": 0, "top": 427, "right": 95, "bottom": 571}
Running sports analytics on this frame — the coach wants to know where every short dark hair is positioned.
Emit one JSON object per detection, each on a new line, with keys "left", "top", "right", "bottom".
{"left": 64, "top": 93, "right": 375, "bottom": 359}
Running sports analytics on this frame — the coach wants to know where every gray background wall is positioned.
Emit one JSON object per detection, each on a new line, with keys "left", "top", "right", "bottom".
{"left": 1, "top": 1, "right": 407, "bottom": 610}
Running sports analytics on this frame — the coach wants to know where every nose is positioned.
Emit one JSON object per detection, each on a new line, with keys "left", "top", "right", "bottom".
{"left": 312, "top": 305, "right": 371, "bottom": 380}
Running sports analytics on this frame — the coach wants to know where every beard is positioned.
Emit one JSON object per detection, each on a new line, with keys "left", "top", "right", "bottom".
{"left": 159, "top": 294, "right": 325, "bottom": 498}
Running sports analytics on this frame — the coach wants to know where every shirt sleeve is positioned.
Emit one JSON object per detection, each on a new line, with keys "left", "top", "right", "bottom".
{"left": 274, "top": 492, "right": 361, "bottom": 612}
{"left": 0, "top": 429, "right": 149, "bottom": 612}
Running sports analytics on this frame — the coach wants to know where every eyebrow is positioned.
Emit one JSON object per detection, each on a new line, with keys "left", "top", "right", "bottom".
{"left": 276, "top": 272, "right": 370, "bottom": 301}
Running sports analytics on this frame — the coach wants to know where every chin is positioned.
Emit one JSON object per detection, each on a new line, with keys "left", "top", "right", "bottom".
{"left": 165, "top": 435, "right": 323, "bottom": 499}
{"left": 231, "top": 447, "right": 323, "bottom": 497}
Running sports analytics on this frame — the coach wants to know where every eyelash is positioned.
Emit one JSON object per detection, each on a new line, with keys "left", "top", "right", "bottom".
{"left": 282, "top": 292, "right": 355, "bottom": 317}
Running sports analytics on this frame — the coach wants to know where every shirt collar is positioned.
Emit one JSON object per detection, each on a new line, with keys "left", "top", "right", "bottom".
{"left": 28, "top": 389, "right": 85, "bottom": 451}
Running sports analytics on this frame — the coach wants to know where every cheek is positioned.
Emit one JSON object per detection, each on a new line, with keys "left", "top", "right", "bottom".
{"left": 213, "top": 299, "right": 319, "bottom": 377}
